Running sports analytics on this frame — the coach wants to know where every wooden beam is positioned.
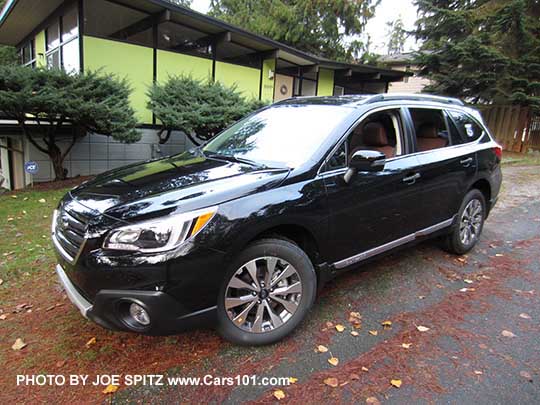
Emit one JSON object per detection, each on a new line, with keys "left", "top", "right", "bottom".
{"left": 222, "top": 49, "right": 279, "bottom": 64}
{"left": 276, "top": 64, "right": 318, "bottom": 76}
{"left": 110, "top": 10, "right": 170, "bottom": 40}
{"left": 172, "top": 30, "right": 231, "bottom": 53}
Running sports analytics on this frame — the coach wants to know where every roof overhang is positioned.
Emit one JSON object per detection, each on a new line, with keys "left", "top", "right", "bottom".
{"left": 0, "top": 0, "right": 65, "bottom": 45}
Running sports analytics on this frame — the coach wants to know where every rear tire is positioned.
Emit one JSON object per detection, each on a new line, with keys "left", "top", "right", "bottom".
{"left": 217, "top": 238, "right": 317, "bottom": 346}
{"left": 443, "top": 189, "right": 486, "bottom": 255}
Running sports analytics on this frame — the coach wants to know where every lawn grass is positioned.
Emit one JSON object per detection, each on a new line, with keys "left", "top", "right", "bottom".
{"left": 502, "top": 151, "right": 540, "bottom": 166}
{"left": 0, "top": 189, "right": 68, "bottom": 285}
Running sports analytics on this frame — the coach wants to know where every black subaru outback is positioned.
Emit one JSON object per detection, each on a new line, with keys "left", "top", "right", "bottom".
{"left": 52, "top": 94, "right": 502, "bottom": 345}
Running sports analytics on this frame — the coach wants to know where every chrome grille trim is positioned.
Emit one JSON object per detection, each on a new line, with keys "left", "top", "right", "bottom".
{"left": 51, "top": 203, "right": 90, "bottom": 264}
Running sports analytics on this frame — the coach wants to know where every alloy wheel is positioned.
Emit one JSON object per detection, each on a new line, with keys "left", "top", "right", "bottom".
{"left": 224, "top": 257, "right": 303, "bottom": 333}
{"left": 459, "top": 198, "right": 483, "bottom": 245}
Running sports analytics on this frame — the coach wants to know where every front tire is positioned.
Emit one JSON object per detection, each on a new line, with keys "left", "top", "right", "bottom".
{"left": 217, "top": 238, "right": 317, "bottom": 346}
{"left": 443, "top": 189, "right": 486, "bottom": 255}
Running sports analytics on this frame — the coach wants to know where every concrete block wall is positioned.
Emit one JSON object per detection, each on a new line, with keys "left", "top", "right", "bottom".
{"left": 27, "top": 129, "right": 193, "bottom": 182}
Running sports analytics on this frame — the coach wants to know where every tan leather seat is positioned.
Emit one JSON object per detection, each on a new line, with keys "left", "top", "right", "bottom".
{"left": 359, "top": 122, "right": 395, "bottom": 158}
{"left": 416, "top": 123, "right": 447, "bottom": 151}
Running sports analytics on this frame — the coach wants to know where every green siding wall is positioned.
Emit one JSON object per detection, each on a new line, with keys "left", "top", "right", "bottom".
{"left": 215, "top": 61, "right": 260, "bottom": 100}
{"left": 317, "top": 68, "right": 334, "bottom": 96}
{"left": 157, "top": 50, "right": 212, "bottom": 82}
{"left": 261, "top": 58, "right": 276, "bottom": 102}
{"left": 83, "top": 36, "right": 153, "bottom": 123}
{"left": 35, "top": 30, "right": 46, "bottom": 67}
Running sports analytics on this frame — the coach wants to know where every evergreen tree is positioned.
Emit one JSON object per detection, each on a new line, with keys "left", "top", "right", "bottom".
{"left": 414, "top": 0, "right": 540, "bottom": 109}
{"left": 209, "top": 0, "right": 380, "bottom": 62}
{"left": 0, "top": 66, "right": 140, "bottom": 180}
{"left": 147, "top": 76, "right": 265, "bottom": 146}
{"left": 0, "top": 0, "right": 17, "bottom": 66}
{"left": 386, "top": 17, "right": 407, "bottom": 55}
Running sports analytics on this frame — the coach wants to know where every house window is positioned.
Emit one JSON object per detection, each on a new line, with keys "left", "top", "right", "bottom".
{"left": 45, "top": 5, "right": 80, "bottom": 72}
{"left": 20, "top": 40, "right": 36, "bottom": 67}
{"left": 85, "top": 0, "right": 154, "bottom": 48}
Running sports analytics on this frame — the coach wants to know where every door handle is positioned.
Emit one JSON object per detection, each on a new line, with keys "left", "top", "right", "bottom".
{"left": 460, "top": 157, "right": 473, "bottom": 167}
{"left": 403, "top": 173, "right": 421, "bottom": 184}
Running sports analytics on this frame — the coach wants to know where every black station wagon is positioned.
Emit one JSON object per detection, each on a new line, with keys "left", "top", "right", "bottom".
{"left": 52, "top": 94, "right": 502, "bottom": 345}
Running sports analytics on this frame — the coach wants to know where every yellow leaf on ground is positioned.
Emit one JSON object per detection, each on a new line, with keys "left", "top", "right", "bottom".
{"left": 519, "top": 313, "right": 531, "bottom": 319}
{"left": 38, "top": 198, "right": 46, "bottom": 203}
{"left": 335, "top": 324, "right": 345, "bottom": 332}
{"left": 361, "top": 366, "right": 369, "bottom": 372}
{"left": 289, "top": 377, "right": 298, "bottom": 384}
{"left": 390, "top": 379, "right": 402, "bottom": 388}
{"left": 350, "top": 312, "right": 361, "bottom": 318}
{"left": 324, "top": 377, "right": 339, "bottom": 387}
{"left": 366, "top": 397, "right": 381, "bottom": 405}
{"left": 102, "top": 384, "right": 118, "bottom": 394}
{"left": 402, "top": 343, "right": 412, "bottom": 349}
{"left": 273, "top": 389, "right": 285, "bottom": 400}
{"left": 317, "top": 345, "right": 329, "bottom": 353}
{"left": 351, "top": 331, "right": 359, "bottom": 337}
{"left": 369, "top": 330, "right": 378, "bottom": 336}
{"left": 474, "top": 370, "right": 483, "bottom": 375}
{"left": 501, "top": 330, "right": 516, "bottom": 338}
{"left": 381, "top": 320, "right": 392, "bottom": 328}
{"left": 328, "top": 357, "right": 339, "bottom": 366}
{"left": 416, "top": 325, "right": 430, "bottom": 332}
{"left": 85, "top": 337, "right": 97, "bottom": 347}
{"left": 12, "top": 338, "right": 27, "bottom": 351}
{"left": 464, "top": 279, "right": 474, "bottom": 284}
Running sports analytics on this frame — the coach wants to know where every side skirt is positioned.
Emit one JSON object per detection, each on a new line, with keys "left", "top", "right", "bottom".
{"left": 332, "top": 217, "right": 455, "bottom": 270}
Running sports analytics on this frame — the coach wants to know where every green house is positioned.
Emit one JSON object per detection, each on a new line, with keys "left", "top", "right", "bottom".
{"left": 0, "top": 0, "right": 408, "bottom": 189}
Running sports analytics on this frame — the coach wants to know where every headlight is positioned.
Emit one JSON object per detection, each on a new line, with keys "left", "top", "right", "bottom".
{"left": 103, "top": 206, "right": 218, "bottom": 253}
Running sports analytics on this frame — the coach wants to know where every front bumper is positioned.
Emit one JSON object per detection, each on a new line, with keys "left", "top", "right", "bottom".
{"left": 56, "top": 264, "right": 216, "bottom": 335}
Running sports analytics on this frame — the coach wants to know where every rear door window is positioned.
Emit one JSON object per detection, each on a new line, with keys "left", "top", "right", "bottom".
{"left": 409, "top": 108, "right": 449, "bottom": 152}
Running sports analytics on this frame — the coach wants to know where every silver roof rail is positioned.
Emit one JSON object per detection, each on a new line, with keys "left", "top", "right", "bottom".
{"left": 363, "top": 93, "right": 465, "bottom": 106}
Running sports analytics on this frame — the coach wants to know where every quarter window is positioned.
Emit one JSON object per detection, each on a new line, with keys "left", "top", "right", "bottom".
{"left": 447, "top": 111, "right": 486, "bottom": 143}
{"left": 325, "top": 142, "right": 347, "bottom": 170}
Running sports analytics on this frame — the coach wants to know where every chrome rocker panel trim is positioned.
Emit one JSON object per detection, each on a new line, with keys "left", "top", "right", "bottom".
{"left": 333, "top": 217, "right": 455, "bottom": 270}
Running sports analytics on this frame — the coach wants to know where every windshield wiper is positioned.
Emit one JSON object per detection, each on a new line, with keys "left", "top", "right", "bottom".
{"left": 203, "top": 151, "right": 268, "bottom": 169}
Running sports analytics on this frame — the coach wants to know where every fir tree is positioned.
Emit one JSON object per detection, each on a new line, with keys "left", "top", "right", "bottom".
{"left": 414, "top": 0, "right": 540, "bottom": 110}
{"left": 386, "top": 17, "right": 407, "bottom": 55}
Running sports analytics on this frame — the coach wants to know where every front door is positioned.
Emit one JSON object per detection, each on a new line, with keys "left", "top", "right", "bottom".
{"left": 322, "top": 108, "right": 425, "bottom": 267}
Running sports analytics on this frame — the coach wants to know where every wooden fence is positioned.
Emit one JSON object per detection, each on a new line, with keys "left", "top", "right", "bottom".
{"left": 479, "top": 105, "right": 540, "bottom": 152}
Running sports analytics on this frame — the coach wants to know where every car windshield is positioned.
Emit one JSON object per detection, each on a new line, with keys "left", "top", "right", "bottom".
{"left": 202, "top": 104, "right": 352, "bottom": 168}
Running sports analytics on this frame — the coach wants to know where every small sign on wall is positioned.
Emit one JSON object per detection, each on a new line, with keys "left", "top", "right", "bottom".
{"left": 24, "top": 161, "right": 39, "bottom": 175}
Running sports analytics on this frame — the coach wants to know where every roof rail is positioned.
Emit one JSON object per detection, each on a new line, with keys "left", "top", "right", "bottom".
{"left": 363, "top": 93, "right": 465, "bottom": 106}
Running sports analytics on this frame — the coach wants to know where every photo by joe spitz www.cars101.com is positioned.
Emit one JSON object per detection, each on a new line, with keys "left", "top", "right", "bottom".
{"left": 52, "top": 94, "right": 502, "bottom": 346}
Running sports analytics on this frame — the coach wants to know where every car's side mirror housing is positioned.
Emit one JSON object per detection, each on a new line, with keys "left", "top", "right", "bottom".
{"left": 344, "top": 150, "right": 386, "bottom": 183}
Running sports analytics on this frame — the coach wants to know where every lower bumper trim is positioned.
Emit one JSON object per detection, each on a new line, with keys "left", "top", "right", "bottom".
{"left": 55, "top": 264, "right": 93, "bottom": 318}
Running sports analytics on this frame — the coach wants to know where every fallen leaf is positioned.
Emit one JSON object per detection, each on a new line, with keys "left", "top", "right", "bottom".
{"left": 361, "top": 366, "right": 369, "bottom": 372}
{"left": 401, "top": 343, "right": 412, "bottom": 349}
{"left": 519, "top": 313, "right": 531, "bottom": 319}
{"left": 464, "top": 279, "right": 473, "bottom": 284}
{"left": 317, "top": 345, "right": 328, "bottom": 353}
{"left": 381, "top": 320, "right": 392, "bottom": 328}
{"left": 474, "top": 370, "right": 483, "bottom": 375}
{"left": 520, "top": 371, "right": 532, "bottom": 381}
{"left": 273, "top": 389, "right": 285, "bottom": 400}
{"left": 366, "top": 397, "right": 381, "bottom": 405}
{"left": 56, "top": 360, "right": 66, "bottom": 368}
{"left": 324, "top": 377, "right": 339, "bottom": 387}
{"left": 0, "top": 314, "right": 7, "bottom": 320}
{"left": 351, "top": 331, "right": 359, "bottom": 337}
{"left": 418, "top": 295, "right": 425, "bottom": 299}
{"left": 350, "top": 373, "right": 360, "bottom": 380}
{"left": 495, "top": 253, "right": 504, "bottom": 257}
{"left": 325, "top": 321, "right": 334, "bottom": 328}
{"left": 102, "top": 384, "right": 118, "bottom": 394}
{"left": 416, "top": 325, "right": 430, "bottom": 332}
{"left": 86, "top": 337, "right": 97, "bottom": 347}
{"left": 460, "top": 288, "right": 470, "bottom": 292}
{"left": 11, "top": 195, "right": 17, "bottom": 199}
{"left": 350, "top": 311, "right": 361, "bottom": 319}
{"left": 501, "top": 330, "right": 516, "bottom": 338}
{"left": 328, "top": 357, "right": 339, "bottom": 366}
{"left": 335, "top": 324, "right": 345, "bottom": 332}
{"left": 0, "top": 278, "right": 3, "bottom": 285}
{"left": 38, "top": 198, "right": 46, "bottom": 203}
{"left": 369, "top": 330, "right": 378, "bottom": 336}
{"left": 12, "top": 338, "right": 27, "bottom": 351}
{"left": 289, "top": 377, "right": 298, "bottom": 384}
{"left": 390, "top": 379, "right": 402, "bottom": 388}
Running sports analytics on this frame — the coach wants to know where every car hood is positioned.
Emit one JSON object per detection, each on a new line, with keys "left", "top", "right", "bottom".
{"left": 70, "top": 150, "right": 290, "bottom": 221}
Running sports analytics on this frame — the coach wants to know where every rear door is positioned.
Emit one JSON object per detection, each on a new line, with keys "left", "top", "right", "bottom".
{"left": 406, "top": 107, "right": 478, "bottom": 229}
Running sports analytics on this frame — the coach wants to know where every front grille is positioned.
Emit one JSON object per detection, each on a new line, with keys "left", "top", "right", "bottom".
{"left": 52, "top": 204, "right": 90, "bottom": 262}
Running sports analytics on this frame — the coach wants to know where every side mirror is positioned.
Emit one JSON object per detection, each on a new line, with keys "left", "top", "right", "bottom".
{"left": 344, "top": 150, "right": 386, "bottom": 183}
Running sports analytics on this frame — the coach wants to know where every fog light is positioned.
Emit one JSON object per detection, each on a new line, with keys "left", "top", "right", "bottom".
{"left": 129, "top": 303, "right": 150, "bottom": 326}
